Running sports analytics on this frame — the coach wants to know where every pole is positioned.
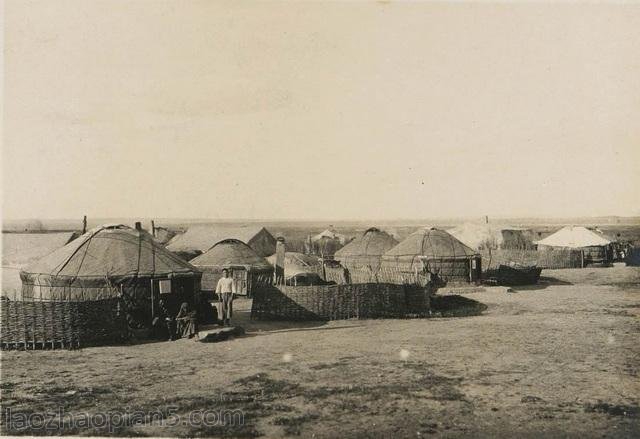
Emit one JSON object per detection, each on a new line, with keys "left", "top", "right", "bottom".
{"left": 150, "top": 279, "right": 155, "bottom": 322}
{"left": 82, "top": 215, "right": 87, "bottom": 234}
{"left": 151, "top": 220, "right": 156, "bottom": 237}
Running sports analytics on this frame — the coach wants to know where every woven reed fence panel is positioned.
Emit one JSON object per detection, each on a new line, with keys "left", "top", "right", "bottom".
{"left": 0, "top": 298, "right": 127, "bottom": 350}
{"left": 251, "top": 283, "right": 429, "bottom": 321}
{"left": 479, "top": 249, "right": 583, "bottom": 270}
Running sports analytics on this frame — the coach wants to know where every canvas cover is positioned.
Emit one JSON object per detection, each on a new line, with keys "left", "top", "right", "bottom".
{"left": 535, "top": 226, "right": 611, "bottom": 248}
{"left": 2, "top": 232, "right": 77, "bottom": 267}
{"left": 20, "top": 225, "right": 201, "bottom": 299}
{"left": 449, "top": 223, "right": 535, "bottom": 250}
{"left": 266, "top": 252, "right": 320, "bottom": 278}
{"left": 190, "top": 239, "right": 272, "bottom": 271}
{"left": 383, "top": 227, "right": 478, "bottom": 260}
{"left": 166, "top": 224, "right": 276, "bottom": 256}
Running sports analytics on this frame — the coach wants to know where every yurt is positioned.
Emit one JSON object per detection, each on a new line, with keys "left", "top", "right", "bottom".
{"left": 535, "top": 226, "right": 613, "bottom": 265}
{"left": 382, "top": 227, "right": 482, "bottom": 283}
{"left": 190, "top": 239, "right": 273, "bottom": 296}
{"left": 266, "top": 251, "right": 323, "bottom": 285}
{"left": 2, "top": 224, "right": 202, "bottom": 349}
{"left": 334, "top": 227, "right": 399, "bottom": 271}
{"left": 306, "top": 227, "right": 351, "bottom": 259}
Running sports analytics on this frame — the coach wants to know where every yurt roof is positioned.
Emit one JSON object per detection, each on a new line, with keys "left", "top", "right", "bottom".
{"left": 383, "top": 227, "right": 478, "bottom": 259}
{"left": 535, "top": 226, "right": 611, "bottom": 248}
{"left": 190, "top": 239, "right": 272, "bottom": 270}
{"left": 334, "top": 227, "right": 399, "bottom": 258}
{"left": 266, "top": 252, "right": 320, "bottom": 277}
{"left": 21, "top": 225, "right": 199, "bottom": 279}
{"left": 166, "top": 225, "right": 273, "bottom": 253}
{"left": 2, "top": 232, "right": 77, "bottom": 267}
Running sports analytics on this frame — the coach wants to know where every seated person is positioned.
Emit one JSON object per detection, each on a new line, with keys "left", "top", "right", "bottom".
{"left": 153, "top": 298, "right": 176, "bottom": 341}
{"left": 176, "top": 302, "right": 198, "bottom": 339}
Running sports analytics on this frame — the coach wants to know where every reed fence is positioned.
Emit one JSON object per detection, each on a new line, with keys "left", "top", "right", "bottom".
{"left": 0, "top": 297, "right": 128, "bottom": 350}
{"left": 479, "top": 248, "right": 583, "bottom": 270}
{"left": 250, "top": 283, "right": 430, "bottom": 321}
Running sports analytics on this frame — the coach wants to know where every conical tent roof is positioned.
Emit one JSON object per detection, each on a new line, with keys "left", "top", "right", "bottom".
{"left": 334, "top": 227, "right": 399, "bottom": 258}
{"left": 22, "top": 224, "right": 199, "bottom": 279}
{"left": 535, "top": 226, "right": 611, "bottom": 248}
{"left": 384, "top": 227, "right": 477, "bottom": 259}
{"left": 190, "top": 239, "right": 272, "bottom": 270}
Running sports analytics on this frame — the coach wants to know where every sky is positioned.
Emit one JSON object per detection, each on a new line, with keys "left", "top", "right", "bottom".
{"left": 3, "top": 1, "right": 639, "bottom": 221}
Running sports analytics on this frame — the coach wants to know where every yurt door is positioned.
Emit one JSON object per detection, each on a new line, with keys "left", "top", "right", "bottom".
{"left": 231, "top": 269, "right": 248, "bottom": 295}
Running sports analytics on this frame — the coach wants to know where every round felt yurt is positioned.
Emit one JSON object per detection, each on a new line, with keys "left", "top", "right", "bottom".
{"left": 190, "top": 239, "right": 273, "bottom": 296}
{"left": 2, "top": 224, "right": 202, "bottom": 349}
{"left": 334, "top": 227, "right": 399, "bottom": 271}
{"left": 381, "top": 227, "right": 482, "bottom": 284}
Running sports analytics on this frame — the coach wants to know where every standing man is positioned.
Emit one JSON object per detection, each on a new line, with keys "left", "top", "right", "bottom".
{"left": 215, "top": 268, "right": 235, "bottom": 326}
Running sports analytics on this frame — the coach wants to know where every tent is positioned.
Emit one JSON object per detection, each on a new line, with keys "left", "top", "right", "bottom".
{"left": 20, "top": 224, "right": 202, "bottom": 302}
{"left": 6, "top": 225, "right": 202, "bottom": 348}
{"left": 306, "top": 227, "right": 350, "bottom": 258}
{"left": 166, "top": 225, "right": 276, "bottom": 260}
{"left": 266, "top": 251, "right": 323, "bottom": 284}
{"left": 190, "top": 239, "right": 273, "bottom": 295}
{"left": 334, "top": 227, "right": 399, "bottom": 271}
{"left": 449, "top": 223, "right": 535, "bottom": 250}
{"left": 382, "top": 227, "right": 482, "bottom": 283}
{"left": 535, "top": 226, "right": 613, "bottom": 265}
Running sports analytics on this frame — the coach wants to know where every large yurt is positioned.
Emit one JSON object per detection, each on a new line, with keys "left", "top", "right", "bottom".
{"left": 266, "top": 251, "right": 323, "bottom": 285}
{"left": 2, "top": 224, "right": 202, "bottom": 349}
{"left": 190, "top": 239, "right": 273, "bottom": 296}
{"left": 334, "top": 227, "right": 399, "bottom": 271}
{"left": 535, "top": 226, "right": 613, "bottom": 265}
{"left": 382, "top": 227, "right": 482, "bottom": 283}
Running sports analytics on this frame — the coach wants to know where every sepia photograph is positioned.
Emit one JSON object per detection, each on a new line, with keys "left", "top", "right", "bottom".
{"left": 1, "top": 0, "right": 639, "bottom": 437}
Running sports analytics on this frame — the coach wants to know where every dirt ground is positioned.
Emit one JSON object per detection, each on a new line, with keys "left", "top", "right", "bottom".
{"left": 1, "top": 266, "right": 639, "bottom": 437}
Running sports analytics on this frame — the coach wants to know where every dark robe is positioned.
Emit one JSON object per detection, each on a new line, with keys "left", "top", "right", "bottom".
{"left": 176, "top": 302, "right": 198, "bottom": 338}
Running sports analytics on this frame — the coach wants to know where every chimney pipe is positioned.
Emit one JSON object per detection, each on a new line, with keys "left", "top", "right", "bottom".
{"left": 275, "top": 237, "right": 286, "bottom": 284}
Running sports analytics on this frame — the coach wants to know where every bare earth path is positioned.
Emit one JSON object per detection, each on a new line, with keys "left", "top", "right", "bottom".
{"left": 1, "top": 267, "right": 639, "bottom": 437}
